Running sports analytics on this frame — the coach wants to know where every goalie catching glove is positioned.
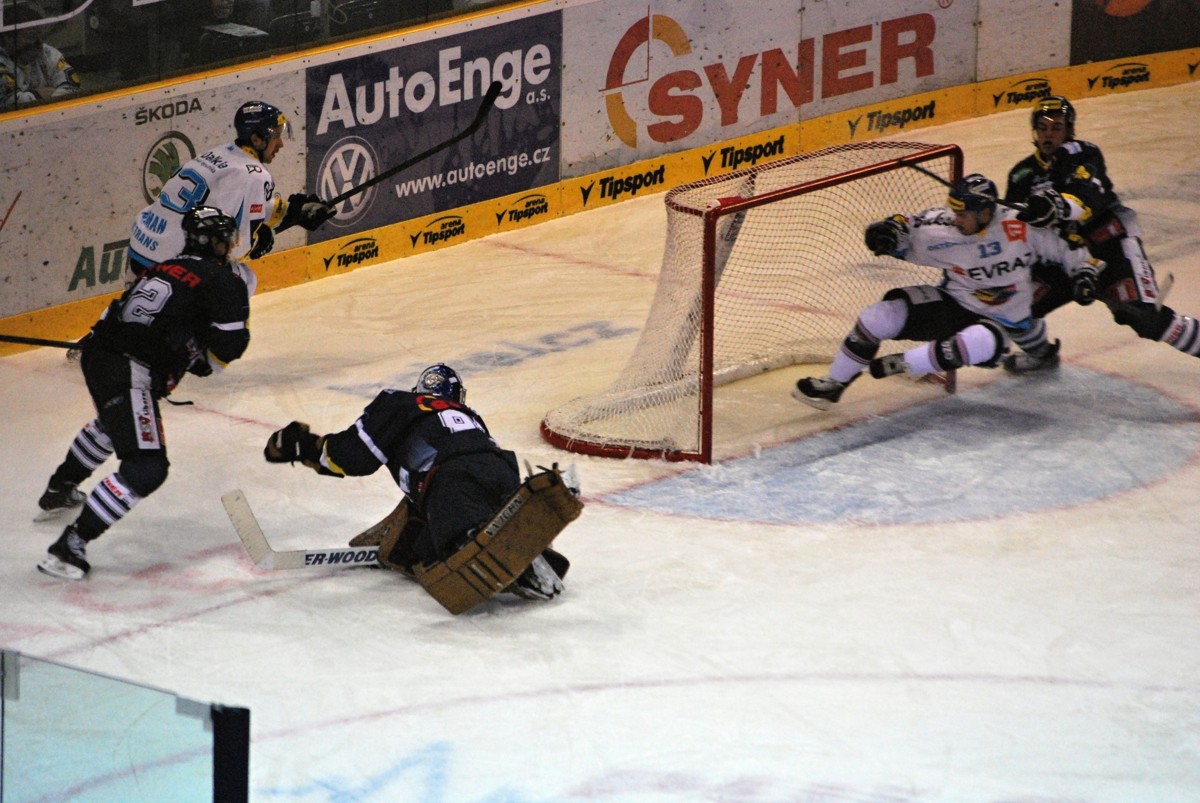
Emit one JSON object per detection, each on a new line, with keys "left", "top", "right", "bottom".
{"left": 1016, "top": 189, "right": 1068, "bottom": 228}
{"left": 278, "top": 193, "right": 336, "bottom": 232}
{"left": 864, "top": 215, "right": 909, "bottom": 257}
{"left": 264, "top": 421, "right": 339, "bottom": 475}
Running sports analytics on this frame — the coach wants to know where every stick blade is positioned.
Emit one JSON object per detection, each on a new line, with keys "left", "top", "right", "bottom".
{"left": 221, "top": 490, "right": 276, "bottom": 570}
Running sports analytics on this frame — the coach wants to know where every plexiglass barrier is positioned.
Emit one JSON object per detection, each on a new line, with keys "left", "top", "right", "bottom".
{"left": 0, "top": 649, "right": 248, "bottom": 803}
{"left": 1, "top": 0, "right": 517, "bottom": 112}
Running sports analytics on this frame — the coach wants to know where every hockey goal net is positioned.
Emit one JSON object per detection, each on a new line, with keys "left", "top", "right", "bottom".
{"left": 541, "top": 141, "right": 963, "bottom": 463}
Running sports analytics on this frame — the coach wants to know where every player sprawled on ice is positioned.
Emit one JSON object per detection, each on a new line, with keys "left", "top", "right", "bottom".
{"left": 262, "top": 365, "right": 580, "bottom": 614}
{"left": 35, "top": 207, "right": 251, "bottom": 580}
{"left": 1002, "top": 95, "right": 1199, "bottom": 371}
{"left": 793, "top": 173, "right": 1102, "bottom": 410}
{"left": 129, "top": 100, "right": 336, "bottom": 295}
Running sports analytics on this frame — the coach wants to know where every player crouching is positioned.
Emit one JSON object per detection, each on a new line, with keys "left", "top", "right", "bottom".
{"left": 263, "top": 364, "right": 579, "bottom": 614}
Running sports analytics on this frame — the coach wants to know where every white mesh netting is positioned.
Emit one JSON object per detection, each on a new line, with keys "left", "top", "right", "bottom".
{"left": 542, "top": 141, "right": 960, "bottom": 460}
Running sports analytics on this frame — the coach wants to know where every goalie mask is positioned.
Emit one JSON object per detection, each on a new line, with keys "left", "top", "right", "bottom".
{"left": 413, "top": 364, "right": 465, "bottom": 404}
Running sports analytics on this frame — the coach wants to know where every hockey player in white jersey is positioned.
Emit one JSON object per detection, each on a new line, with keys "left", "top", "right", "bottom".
{"left": 794, "top": 173, "right": 1101, "bottom": 409}
{"left": 128, "top": 100, "right": 335, "bottom": 293}
{"left": 0, "top": 5, "right": 81, "bottom": 110}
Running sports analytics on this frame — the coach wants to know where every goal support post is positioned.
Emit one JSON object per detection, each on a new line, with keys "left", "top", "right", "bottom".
{"left": 542, "top": 142, "right": 964, "bottom": 463}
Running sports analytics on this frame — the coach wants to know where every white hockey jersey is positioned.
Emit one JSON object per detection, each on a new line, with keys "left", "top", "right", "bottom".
{"left": 130, "top": 143, "right": 284, "bottom": 268}
{"left": 896, "top": 206, "right": 1095, "bottom": 329}
{"left": 0, "top": 43, "right": 79, "bottom": 108}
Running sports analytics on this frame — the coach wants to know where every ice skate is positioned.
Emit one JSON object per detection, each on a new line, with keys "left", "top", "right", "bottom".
{"left": 507, "top": 554, "right": 564, "bottom": 601}
{"left": 1003, "top": 339, "right": 1060, "bottom": 374}
{"left": 35, "top": 481, "right": 86, "bottom": 522}
{"left": 792, "top": 376, "right": 848, "bottom": 410}
{"left": 37, "top": 524, "right": 90, "bottom": 581}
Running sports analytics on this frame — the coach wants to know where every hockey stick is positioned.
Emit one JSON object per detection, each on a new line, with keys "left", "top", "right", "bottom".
{"left": 325, "top": 81, "right": 503, "bottom": 206}
{"left": 0, "top": 333, "right": 85, "bottom": 349}
{"left": 900, "top": 159, "right": 1024, "bottom": 211}
{"left": 1157, "top": 271, "right": 1175, "bottom": 309}
{"left": 221, "top": 490, "right": 381, "bottom": 570}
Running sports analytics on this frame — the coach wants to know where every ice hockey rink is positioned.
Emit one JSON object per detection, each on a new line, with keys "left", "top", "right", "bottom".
{"left": 4, "top": 82, "right": 1200, "bottom": 802}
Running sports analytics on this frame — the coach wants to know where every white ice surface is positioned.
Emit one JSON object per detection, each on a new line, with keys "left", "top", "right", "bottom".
{"left": 3, "top": 83, "right": 1200, "bottom": 802}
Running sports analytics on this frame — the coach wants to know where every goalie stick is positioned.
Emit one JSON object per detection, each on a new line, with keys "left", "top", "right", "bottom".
{"left": 221, "top": 490, "right": 381, "bottom": 570}
{"left": 325, "top": 80, "right": 503, "bottom": 206}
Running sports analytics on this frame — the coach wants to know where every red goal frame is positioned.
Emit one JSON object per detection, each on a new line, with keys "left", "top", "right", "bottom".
{"left": 541, "top": 142, "right": 964, "bottom": 463}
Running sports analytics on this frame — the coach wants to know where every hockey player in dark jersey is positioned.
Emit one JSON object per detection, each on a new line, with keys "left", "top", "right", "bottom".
{"left": 263, "top": 364, "right": 569, "bottom": 603}
{"left": 1003, "top": 95, "right": 1199, "bottom": 371}
{"left": 35, "top": 207, "right": 251, "bottom": 580}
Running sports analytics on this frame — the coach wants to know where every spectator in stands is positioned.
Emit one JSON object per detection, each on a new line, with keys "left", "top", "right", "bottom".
{"left": 0, "top": 2, "right": 80, "bottom": 110}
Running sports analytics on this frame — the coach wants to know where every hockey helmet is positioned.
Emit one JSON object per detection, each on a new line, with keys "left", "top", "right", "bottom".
{"left": 182, "top": 206, "right": 239, "bottom": 259}
{"left": 233, "top": 100, "right": 291, "bottom": 144}
{"left": 947, "top": 173, "right": 998, "bottom": 215}
{"left": 1031, "top": 95, "right": 1076, "bottom": 133}
{"left": 412, "top": 364, "right": 465, "bottom": 404}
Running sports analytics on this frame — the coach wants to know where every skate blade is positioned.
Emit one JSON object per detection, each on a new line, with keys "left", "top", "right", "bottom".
{"left": 36, "top": 556, "right": 87, "bottom": 581}
{"left": 790, "top": 387, "right": 833, "bottom": 411}
{"left": 33, "top": 507, "right": 73, "bottom": 523}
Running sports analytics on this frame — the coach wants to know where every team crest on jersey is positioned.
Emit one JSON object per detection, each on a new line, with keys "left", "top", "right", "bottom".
{"left": 974, "top": 284, "right": 1018, "bottom": 307}
{"left": 317, "top": 136, "right": 378, "bottom": 225}
{"left": 142, "top": 131, "right": 197, "bottom": 204}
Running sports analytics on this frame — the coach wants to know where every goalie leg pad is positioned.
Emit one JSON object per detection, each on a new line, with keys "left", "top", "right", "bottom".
{"left": 415, "top": 469, "right": 583, "bottom": 615}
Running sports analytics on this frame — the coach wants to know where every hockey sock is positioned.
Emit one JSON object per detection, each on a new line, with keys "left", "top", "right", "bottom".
{"left": 62, "top": 419, "right": 115, "bottom": 480}
{"left": 82, "top": 472, "right": 143, "bottom": 534}
{"left": 908, "top": 324, "right": 1005, "bottom": 375}
{"left": 1161, "top": 314, "right": 1200, "bottom": 357}
{"left": 1010, "top": 317, "right": 1050, "bottom": 355}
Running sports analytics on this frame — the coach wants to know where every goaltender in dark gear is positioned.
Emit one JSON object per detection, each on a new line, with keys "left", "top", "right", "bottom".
{"left": 263, "top": 364, "right": 580, "bottom": 614}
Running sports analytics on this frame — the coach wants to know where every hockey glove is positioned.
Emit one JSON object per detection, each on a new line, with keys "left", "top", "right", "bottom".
{"left": 279, "top": 193, "right": 336, "bottom": 232}
{"left": 1017, "top": 190, "right": 1068, "bottom": 228}
{"left": 864, "top": 215, "right": 908, "bottom": 257}
{"left": 264, "top": 421, "right": 324, "bottom": 467}
{"left": 1071, "top": 263, "right": 1101, "bottom": 306}
{"left": 248, "top": 222, "right": 274, "bottom": 259}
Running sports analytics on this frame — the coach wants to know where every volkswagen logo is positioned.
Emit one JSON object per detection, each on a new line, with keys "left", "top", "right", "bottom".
{"left": 317, "top": 136, "right": 379, "bottom": 225}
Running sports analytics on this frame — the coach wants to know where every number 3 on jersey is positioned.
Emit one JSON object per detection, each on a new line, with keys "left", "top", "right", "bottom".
{"left": 159, "top": 167, "right": 211, "bottom": 214}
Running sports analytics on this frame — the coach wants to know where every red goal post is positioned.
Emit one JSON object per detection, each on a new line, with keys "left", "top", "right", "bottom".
{"left": 541, "top": 141, "right": 964, "bottom": 463}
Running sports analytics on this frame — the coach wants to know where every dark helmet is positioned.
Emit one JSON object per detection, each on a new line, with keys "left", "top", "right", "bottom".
{"left": 233, "top": 100, "right": 290, "bottom": 144}
{"left": 1031, "top": 95, "right": 1076, "bottom": 133}
{"left": 10, "top": 3, "right": 47, "bottom": 56}
{"left": 182, "top": 206, "right": 239, "bottom": 259}
{"left": 412, "top": 364, "right": 465, "bottom": 403}
{"left": 947, "top": 173, "right": 998, "bottom": 215}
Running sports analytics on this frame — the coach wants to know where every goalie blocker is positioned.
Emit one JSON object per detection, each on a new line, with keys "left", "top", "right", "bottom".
{"left": 353, "top": 467, "right": 582, "bottom": 615}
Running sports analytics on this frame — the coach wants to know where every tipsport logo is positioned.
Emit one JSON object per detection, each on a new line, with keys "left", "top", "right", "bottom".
{"left": 317, "top": 136, "right": 379, "bottom": 225}
{"left": 990, "top": 78, "right": 1053, "bottom": 109}
{"left": 1087, "top": 62, "right": 1151, "bottom": 92}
